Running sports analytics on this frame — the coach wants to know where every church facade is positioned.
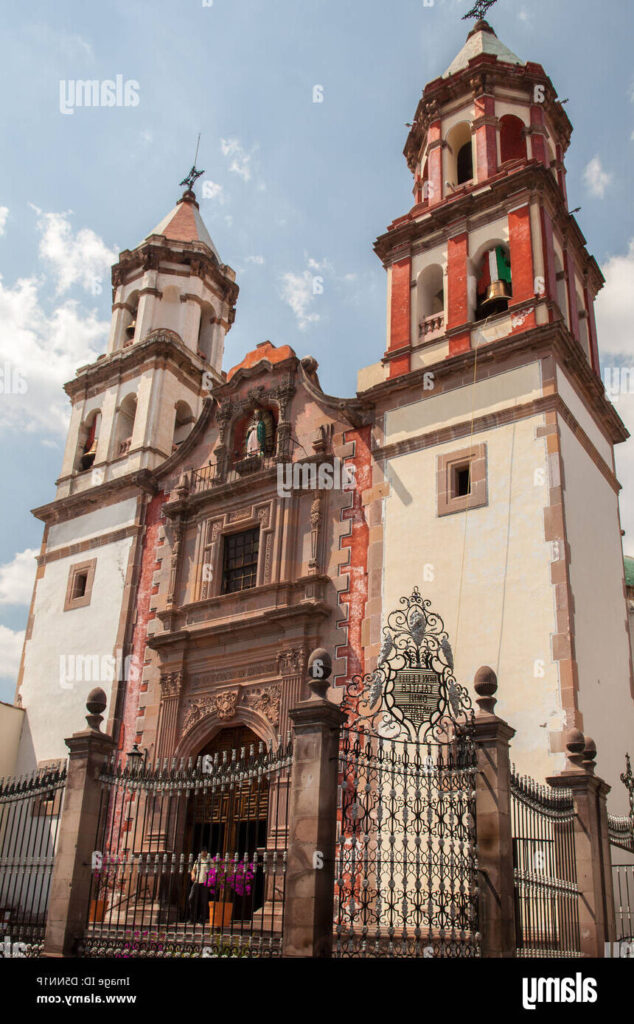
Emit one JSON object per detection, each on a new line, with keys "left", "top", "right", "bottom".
{"left": 14, "top": 19, "right": 634, "bottom": 811}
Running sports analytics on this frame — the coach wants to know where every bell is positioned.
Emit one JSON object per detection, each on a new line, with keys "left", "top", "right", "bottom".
{"left": 126, "top": 319, "right": 136, "bottom": 340}
{"left": 83, "top": 437, "right": 97, "bottom": 459}
{"left": 481, "top": 279, "right": 512, "bottom": 313}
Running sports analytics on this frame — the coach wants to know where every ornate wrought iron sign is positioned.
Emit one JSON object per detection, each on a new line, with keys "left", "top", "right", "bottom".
{"left": 340, "top": 587, "right": 473, "bottom": 742}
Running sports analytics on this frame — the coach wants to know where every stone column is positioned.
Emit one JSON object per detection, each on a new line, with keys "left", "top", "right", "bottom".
{"left": 547, "top": 731, "right": 617, "bottom": 957}
{"left": 472, "top": 666, "right": 517, "bottom": 958}
{"left": 282, "top": 649, "right": 345, "bottom": 958}
{"left": 43, "top": 689, "right": 116, "bottom": 958}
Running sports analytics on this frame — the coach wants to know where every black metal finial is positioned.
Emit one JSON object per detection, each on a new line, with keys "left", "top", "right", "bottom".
{"left": 462, "top": 0, "right": 498, "bottom": 20}
{"left": 179, "top": 133, "right": 204, "bottom": 192}
{"left": 179, "top": 165, "right": 204, "bottom": 192}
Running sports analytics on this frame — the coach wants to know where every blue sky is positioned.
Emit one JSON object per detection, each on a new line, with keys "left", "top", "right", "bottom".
{"left": 0, "top": 0, "right": 632, "bottom": 702}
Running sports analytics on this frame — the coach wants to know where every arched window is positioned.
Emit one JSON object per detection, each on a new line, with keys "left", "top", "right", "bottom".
{"left": 446, "top": 122, "right": 473, "bottom": 189}
{"left": 417, "top": 264, "right": 445, "bottom": 339}
{"left": 115, "top": 394, "right": 137, "bottom": 457}
{"left": 475, "top": 244, "right": 512, "bottom": 321}
{"left": 197, "top": 303, "right": 215, "bottom": 361}
{"left": 173, "top": 401, "right": 195, "bottom": 451}
{"left": 77, "top": 410, "right": 101, "bottom": 472}
{"left": 499, "top": 115, "right": 527, "bottom": 164}
{"left": 457, "top": 142, "right": 473, "bottom": 184}
{"left": 120, "top": 292, "right": 139, "bottom": 349}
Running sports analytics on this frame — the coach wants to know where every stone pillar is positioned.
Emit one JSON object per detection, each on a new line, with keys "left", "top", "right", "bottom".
{"left": 43, "top": 689, "right": 116, "bottom": 958}
{"left": 282, "top": 649, "right": 345, "bottom": 958}
{"left": 547, "top": 731, "right": 617, "bottom": 957}
{"left": 472, "top": 666, "right": 517, "bottom": 958}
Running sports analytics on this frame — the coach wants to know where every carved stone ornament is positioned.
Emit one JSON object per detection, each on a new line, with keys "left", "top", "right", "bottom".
{"left": 244, "top": 685, "right": 282, "bottom": 725}
{"left": 160, "top": 672, "right": 183, "bottom": 698}
{"left": 183, "top": 690, "right": 239, "bottom": 733}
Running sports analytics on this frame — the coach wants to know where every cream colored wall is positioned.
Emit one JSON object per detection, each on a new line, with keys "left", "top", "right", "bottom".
{"left": 556, "top": 365, "right": 612, "bottom": 465}
{"left": 385, "top": 362, "right": 542, "bottom": 446}
{"left": 16, "top": 504, "right": 135, "bottom": 770}
{"left": 0, "top": 702, "right": 24, "bottom": 778}
{"left": 558, "top": 416, "right": 634, "bottom": 812}
{"left": 381, "top": 413, "right": 563, "bottom": 781}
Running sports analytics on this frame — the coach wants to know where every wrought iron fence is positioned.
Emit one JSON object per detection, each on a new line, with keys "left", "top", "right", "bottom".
{"left": 0, "top": 764, "right": 67, "bottom": 955}
{"left": 81, "top": 739, "right": 292, "bottom": 958}
{"left": 607, "top": 813, "right": 634, "bottom": 943}
{"left": 511, "top": 769, "right": 581, "bottom": 957}
{"left": 333, "top": 727, "right": 479, "bottom": 958}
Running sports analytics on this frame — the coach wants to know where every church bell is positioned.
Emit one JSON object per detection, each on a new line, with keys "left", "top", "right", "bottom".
{"left": 126, "top": 319, "right": 136, "bottom": 340}
{"left": 481, "top": 279, "right": 512, "bottom": 314}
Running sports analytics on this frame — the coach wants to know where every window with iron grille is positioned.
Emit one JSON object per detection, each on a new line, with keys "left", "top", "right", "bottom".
{"left": 222, "top": 527, "right": 260, "bottom": 593}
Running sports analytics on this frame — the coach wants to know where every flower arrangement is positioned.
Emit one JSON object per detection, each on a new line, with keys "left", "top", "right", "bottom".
{"left": 205, "top": 856, "right": 255, "bottom": 900}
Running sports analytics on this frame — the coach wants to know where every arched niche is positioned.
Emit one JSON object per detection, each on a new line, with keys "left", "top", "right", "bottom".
{"left": 231, "top": 405, "right": 277, "bottom": 462}
{"left": 197, "top": 302, "right": 216, "bottom": 362}
{"left": 416, "top": 263, "right": 445, "bottom": 339}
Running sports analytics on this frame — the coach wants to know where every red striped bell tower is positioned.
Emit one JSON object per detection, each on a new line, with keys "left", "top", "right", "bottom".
{"left": 377, "top": 15, "right": 602, "bottom": 379}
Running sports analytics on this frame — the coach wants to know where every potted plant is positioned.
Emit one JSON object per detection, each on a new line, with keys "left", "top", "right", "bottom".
{"left": 206, "top": 857, "right": 255, "bottom": 928}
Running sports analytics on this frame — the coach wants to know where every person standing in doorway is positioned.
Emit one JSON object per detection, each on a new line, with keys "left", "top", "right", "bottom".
{"left": 188, "top": 847, "right": 211, "bottom": 924}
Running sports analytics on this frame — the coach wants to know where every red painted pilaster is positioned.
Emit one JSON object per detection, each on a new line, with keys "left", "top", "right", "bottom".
{"left": 474, "top": 95, "right": 497, "bottom": 181}
{"left": 387, "top": 256, "right": 411, "bottom": 377}
{"left": 508, "top": 205, "right": 536, "bottom": 331}
{"left": 447, "top": 232, "right": 471, "bottom": 355}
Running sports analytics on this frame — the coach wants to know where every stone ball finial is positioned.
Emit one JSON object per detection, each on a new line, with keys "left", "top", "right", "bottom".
{"left": 564, "top": 727, "right": 585, "bottom": 769}
{"left": 86, "top": 687, "right": 107, "bottom": 732}
{"left": 307, "top": 648, "right": 332, "bottom": 700}
{"left": 582, "top": 736, "right": 597, "bottom": 774}
{"left": 474, "top": 666, "right": 497, "bottom": 714}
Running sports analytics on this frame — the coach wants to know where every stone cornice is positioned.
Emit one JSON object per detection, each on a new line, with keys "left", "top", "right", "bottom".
{"left": 404, "top": 57, "right": 572, "bottom": 170}
{"left": 64, "top": 331, "right": 217, "bottom": 400}
{"left": 113, "top": 237, "right": 239, "bottom": 307}
{"left": 375, "top": 163, "right": 603, "bottom": 292}
{"left": 361, "top": 321, "right": 628, "bottom": 447}
{"left": 31, "top": 468, "right": 156, "bottom": 526}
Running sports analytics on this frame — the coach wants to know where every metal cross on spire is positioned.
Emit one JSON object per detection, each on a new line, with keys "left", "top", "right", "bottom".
{"left": 462, "top": 0, "right": 499, "bottom": 20}
{"left": 179, "top": 133, "right": 204, "bottom": 192}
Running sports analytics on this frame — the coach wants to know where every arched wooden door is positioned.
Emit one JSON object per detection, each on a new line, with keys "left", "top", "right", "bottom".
{"left": 188, "top": 726, "right": 268, "bottom": 921}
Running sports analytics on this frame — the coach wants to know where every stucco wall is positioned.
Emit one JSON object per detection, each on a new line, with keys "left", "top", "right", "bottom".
{"left": 16, "top": 503, "right": 135, "bottom": 770}
{"left": 381, "top": 411, "right": 565, "bottom": 782}
{"left": 558, "top": 416, "right": 634, "bottom": 811}
{"left": 0, "top": 702, "right": 25, "bottom": 778}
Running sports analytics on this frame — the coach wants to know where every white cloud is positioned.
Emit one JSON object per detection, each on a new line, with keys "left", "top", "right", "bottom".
{"left": 595, "top": 239, "right": 634, "bottom": 359}
{"left": 0, "top": 207, "right": 8, "bottom": 236}
{"left": 0, "top": 272, "right": 108, "bottom": 435}
{"left": 280, "top": 270, "right": 321, "bottom": 330}
{"left": 220, "top": 138, "right": 253, "bottom": 182}
{"left": 201, "top": 180, "right": 224, "bottom": 203}
{"left": 0, "top": 549, "right": 37, "bottom": 606}
{"left": 30, "top": 206, "right": 117, "bottom": 295}
{"left": 0, "top": 624, "right": 24, "bottom": 684}
{"left": 583, "top": 156, "right": 612, "bottom": 199}
{"left": 595, "top": 239, "right": 634, "bottom": 556}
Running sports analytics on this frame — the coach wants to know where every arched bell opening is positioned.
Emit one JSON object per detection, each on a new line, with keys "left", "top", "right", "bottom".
{"left": 474, "top": 243, "right": 512, "bottom": 322}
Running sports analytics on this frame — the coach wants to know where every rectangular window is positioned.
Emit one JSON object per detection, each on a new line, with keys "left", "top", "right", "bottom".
{"left": 64, "top": 558, "right": 97, "bottom": 611}
{"left": 437, "top": 444, "right": 487, "bottom": 517}
{"left": 222, "top": 528, "right": 260, "bottom": 594}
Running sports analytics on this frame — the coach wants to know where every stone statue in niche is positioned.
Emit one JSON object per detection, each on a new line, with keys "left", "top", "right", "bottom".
{"left": 244, "top": 407, "right": 275, "bottom": 457}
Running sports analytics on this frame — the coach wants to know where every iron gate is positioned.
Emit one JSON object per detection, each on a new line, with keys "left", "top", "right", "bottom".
{"left": 333, "top": 589, "right": 480, "bottom": 958}
{"left": 80, "top": 738, "right": 292, "bottom": 958}
{"left": 0, "top": 763, "right": 67, "bottom": 956}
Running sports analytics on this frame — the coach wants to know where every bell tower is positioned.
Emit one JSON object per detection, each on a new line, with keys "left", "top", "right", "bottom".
{"left": 360, "top": 11, "right": 634, "bottom": 795}
{"left": 377, "top": 16, "right": 600, "bottom": 379}
{"left": 56, "top": 176, "right": 238, "bottom": 500}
